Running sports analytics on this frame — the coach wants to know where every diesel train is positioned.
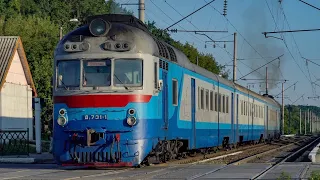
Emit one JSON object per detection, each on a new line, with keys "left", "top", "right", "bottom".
{"left": 52, "top": 14, "right": 281, "bottom": 167}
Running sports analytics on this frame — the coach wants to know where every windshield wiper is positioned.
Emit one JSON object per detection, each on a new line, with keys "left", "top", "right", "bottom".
{"left": 113, "top": 74, "right": 129, "bottom": 90}
{"left": 59, "top": 79, "right": 69, "bottom": 90}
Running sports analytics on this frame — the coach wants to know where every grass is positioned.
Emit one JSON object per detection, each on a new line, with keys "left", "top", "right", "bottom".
{"left": 309, "top": 171, "right": 320, "bottom": 180}
{"left": 277, "top": 172, "right": 291, "bottom": 180}
{"left": 0, "top": 141, "right": 50, "bottom": 156}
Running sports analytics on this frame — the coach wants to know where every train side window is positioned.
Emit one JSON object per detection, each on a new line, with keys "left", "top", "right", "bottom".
{"left": 255, "top": 105, "right": 257, "bottom": 117}
{"left": 260, "top": 106, "right": 261, "bottom": 118}
{"left": 218, "top": 93, "right": 222, "bottom": 112}
{"left": 241, "top": 101, "right": 243, "bottom": 115}
{"left": 154, "top": 62, "right": 158, "bottom": 89}
{"left": 222, "top": 95, "right": 225, "bottom": 113}
{"left": 244, "top": 101, "right": 246, "bottom": 116}
{"left": 205, "top": 90, "right": 209, "bottom": 110}
{"left": 245, "top": 102, "right": 247, "bottom": 116}
{"left": 215, "top": 92, "right": 218, "bottom": 111}
{"left": 240, "top": 101, "right": 242, "bottom": 115}
{"left": 198, "top": 87, "right": 201, "bottom": 110}
{"left": 201, "top": 88, "right": 204, "bottom": 109}
{"left": 172, "top": 79, "right": 178, "bottom": 106}
{"left": 210, "top": 91, "right": 213, "bottom": 111}
{"left": 226, "top": 96, "right": 229, "bottom": 113}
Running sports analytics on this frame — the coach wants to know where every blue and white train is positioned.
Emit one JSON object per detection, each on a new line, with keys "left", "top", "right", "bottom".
{"left": 52, "top": 14, "right": 281, "bottom": 167}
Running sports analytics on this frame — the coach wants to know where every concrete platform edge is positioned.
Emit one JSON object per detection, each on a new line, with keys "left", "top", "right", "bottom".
{"left": 308, "top": 142, "right": 320, "bottom": 162}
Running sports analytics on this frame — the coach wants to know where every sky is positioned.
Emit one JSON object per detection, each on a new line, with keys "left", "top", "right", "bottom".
{"left": 115, "top": 0, "right": 320, "bottom": 107}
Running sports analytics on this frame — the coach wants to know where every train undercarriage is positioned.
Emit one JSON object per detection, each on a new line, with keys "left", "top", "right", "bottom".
{"left": 141, "top": 133, "right": 281, "bottom": 166}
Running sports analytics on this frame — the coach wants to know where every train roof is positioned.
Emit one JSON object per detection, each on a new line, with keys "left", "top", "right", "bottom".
{"left": 61, "top": 14, "right": 280, "bottom": 107}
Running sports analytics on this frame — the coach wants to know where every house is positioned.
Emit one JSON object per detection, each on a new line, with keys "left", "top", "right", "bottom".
{"left": 0, "top": 36, "right": 37, "bottom": 141}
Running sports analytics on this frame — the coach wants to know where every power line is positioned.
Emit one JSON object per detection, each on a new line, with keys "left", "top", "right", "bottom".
{"left": 149, "top": 0, "right": 205, "bottom": 44}
{"left": 237, "top": 55, "right": 284, "bottom": 81}
{"left": 204, "top": 0, "right": 278, "bottom": 75}
{"left": 297, "top": 0, "right": 320, "bottom": 11}
{"left": 165, "top": 0, "right": 216, "bottom": 30}
{"left": 264, "top": 1, "right": 315, "bottom": 96}
{"left": 169, "top": 29, "right": 228, "bottom": 33}
{"left": 263, "top": 28, "right": 320, "bottom": 35}
{"left": 164, "top": 0, "right": 200, "bottom": 31}
{"left": 303, "top": 57, "right": 320, "bottom": 67}
{"left": 275, "top": 81, "right": 298, "bottom": 97}
{"left": 279, "top": 3, "right": 316, "bottom": 94}
{"left": 162, "top": 0, "right": 234, "bottom": 71}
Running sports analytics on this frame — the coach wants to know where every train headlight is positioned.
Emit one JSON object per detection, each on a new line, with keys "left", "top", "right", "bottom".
{"left": 89, "top": 18, "right": 111, "bottom": 37}
{"left": 126, "top": 116, "right": 137, "bottom": 126}
{"left": 57, "top": 116, "right": 68, "bottom": 127}
{"left": 128, "top": 108, "right": 135, "bottom": 115}
{"left": 59, "top": 108, "right": 66, "bottom": 116}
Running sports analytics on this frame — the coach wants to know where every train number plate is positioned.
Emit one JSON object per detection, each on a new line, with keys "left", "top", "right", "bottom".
{"left": 84, "top": 115, "right": 107, "bottom": 120}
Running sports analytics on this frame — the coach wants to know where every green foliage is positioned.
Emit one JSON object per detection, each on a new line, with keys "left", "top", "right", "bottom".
{"left": 284, "top": 105, "right": 320, "bottom": 135}
{"left": 0, "top": 0, "right": 228, "bottom": 133}
{"left": 277, "top": 172, "right": 291, "bottom": 180}
{"left": 309, "top": 171, "right": 320, "bottom": 180}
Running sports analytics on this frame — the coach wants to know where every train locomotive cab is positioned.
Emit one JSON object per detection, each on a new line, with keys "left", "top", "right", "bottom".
{"left": 52, "top": 14, "right": 161, "bottom": 167}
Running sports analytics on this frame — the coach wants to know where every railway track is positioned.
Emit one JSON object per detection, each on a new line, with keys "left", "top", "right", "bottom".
{"left": 51, "top": 135, "right": 316, "bottom": 180}
{"left": 144, "top": 135, "right": 311, "bottom": 166}
{"left": 251, "top": 136, "right": 320, "bottom": 179}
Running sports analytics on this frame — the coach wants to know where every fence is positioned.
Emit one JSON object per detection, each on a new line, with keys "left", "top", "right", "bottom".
{"left": 0, "top": 128, "right": 29, "bottom": 156}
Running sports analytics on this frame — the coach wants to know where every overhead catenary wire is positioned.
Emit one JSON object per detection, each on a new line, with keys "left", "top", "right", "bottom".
{"left": 278, "top": 3, "right": 316, "bottom": 94}
{"left": 165, "top": 0, "right": 216, "bottom": 30}
{"left": 237, "top": 55, "right": 284, "bottom": 81}
{"left": 163, "top": 1, "right": 235, "bottom": 72}
{"left": 264, "top": 0, "right": 315, "bottom": 96}
{"left": 297, "top": 0, "right": 320, "bottom": 11}
{"left": 164, "top": 0, "right": 202, "bottom": 31}
{"left": 149, "top": 0, "right": 205, "bottom": 45}
{"left": 275, "top": 81, "right": 298, "bottom": 97}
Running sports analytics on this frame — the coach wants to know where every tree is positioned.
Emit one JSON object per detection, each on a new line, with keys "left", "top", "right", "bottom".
{"left": 1, "top": 15, "right": 59, "bottom": 126}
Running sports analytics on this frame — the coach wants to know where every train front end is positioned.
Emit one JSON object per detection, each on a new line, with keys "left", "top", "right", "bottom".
{"left": 52, "top": 15, "right": 160, "bottom": 167}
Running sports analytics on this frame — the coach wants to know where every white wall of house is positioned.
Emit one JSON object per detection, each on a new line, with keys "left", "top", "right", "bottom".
{"left": 0, "top": 51, "right": 33, "bottom": 140}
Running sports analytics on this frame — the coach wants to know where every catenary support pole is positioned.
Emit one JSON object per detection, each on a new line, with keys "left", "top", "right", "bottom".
{"left": 233, "top": 32, "right": 237, "bottom": 83}
{"left": 310, "top": 110, "right": 312, "bottom": 134}
{"left": 281, "top": 82, "right": 284, "bottom": 135}
{"left": 139, "top": 0, "right": 145, "bottom": 23}
{"left": 34, "top": 98, "right": 42, "bottom": 154}
{"left": 305, "top": 110, "right": 307, "bottom": 135}
{"left": 300, "top": 109, "right": 302, "bottom": 134}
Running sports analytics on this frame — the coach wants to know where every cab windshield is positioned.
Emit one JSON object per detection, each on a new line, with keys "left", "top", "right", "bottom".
{"left": 56, "top": 58, "right": 143, "bottom": 89}
{"left": 114, "top": 59, "right": 143, "bottom": 87}
{"left": 57, "top": 60, "right": 80, "bottom": 88}
{"left": 83, "top": 59, "right": 111, "bottom": 87}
